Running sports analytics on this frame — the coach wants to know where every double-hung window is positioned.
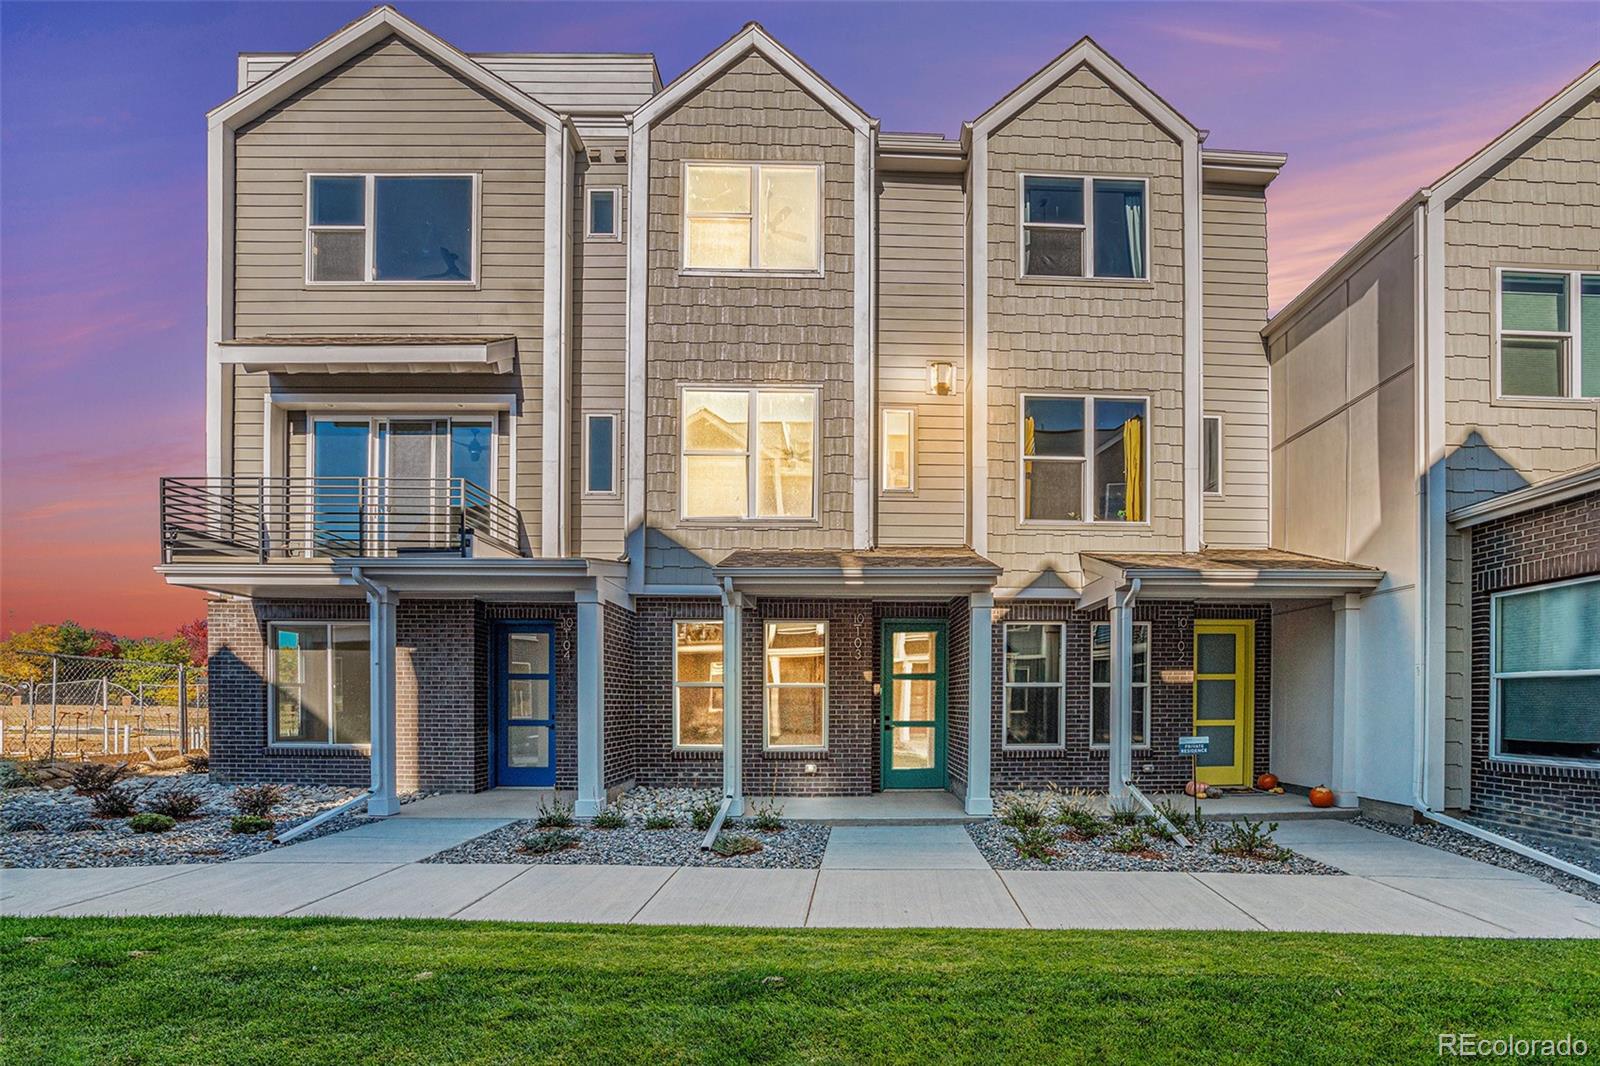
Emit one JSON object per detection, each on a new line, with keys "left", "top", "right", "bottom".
{"left": 268, "top": 623, "right": 370, "bottom": 746}
{"left": 1021, "top": 395, "right": 1147, "bottom": 522}
{"left": 1090, "top": 622, "right": 1151, "bottom": 748}
{"left": 682, "top": 162, "right": 821, "bottom": 272}
{"left": 307, "top": 173, "right": 476, "bottom": 283}
{"left": 681, "top": 387, "right": 817, "bottom": 520}
{"left": 1491, "top": 576, "right": 1600, "bottom": 765}
{"left": 1020, "top": 174, "right": 1147, "bottom": 280}
{"left": 1498, "top": 269, "right": 1600, "bottom": 398}
{"left": 765, "top": 621, "right": 827, "bottom": 749}
{"left": 1004, "top": 623, "right": 1064, "bottom": 747}
{"left": 673, "top": 621, "right": 724, "bottom": 748}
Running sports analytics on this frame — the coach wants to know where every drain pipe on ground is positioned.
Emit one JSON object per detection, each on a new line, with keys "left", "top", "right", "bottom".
{"left": 1125, "top": 783, "right": 1191, "bottom": 848}
{"left": 273, "top": 788, "right": 375, "bottom": 845}
{"left": 1414, "top": 806, "right": 1600, "bottom": 888}
{"left": 699, "top": 795, "right": 734, "bottom": 851}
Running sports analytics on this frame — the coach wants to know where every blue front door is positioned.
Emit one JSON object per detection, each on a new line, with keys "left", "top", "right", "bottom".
{"left": 494, "top": 623, "right": 556, "bottom": 787}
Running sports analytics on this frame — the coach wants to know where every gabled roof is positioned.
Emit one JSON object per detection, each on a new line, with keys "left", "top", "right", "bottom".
{"left": 968, "top": 36, "right": 1197, "bottom": 142}
{"left": 631, "top": 22, "right": 874, "bottom": 133}
{"left": 209, "top": 5, "right": 578, "bottom": 145}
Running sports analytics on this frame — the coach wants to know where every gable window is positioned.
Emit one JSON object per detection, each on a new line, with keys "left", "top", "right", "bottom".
{"left": 1020, "top": 174, "right": 1147, "bottom": 280}
{"left": 307, "top": 173, "right": 476, "bottom": 284}
{"left": 587, "top": 187, "right": 619, "bottom": 240}
{"left": 584, "top": 413, "right": 617, "bottom": 496}
{"left": 881, "top": 408, "right": 915, "bottom": 492}
{"left": 674, "top": 621, "right": 724, "bottom": 748}
{"left": 269, "top": 623, "right": 370, "bottom": 746}
{"left": 1004, "top": 623, "right": 1064, "bottom": 747}
{"left": 1498, "top": 269, "right": 1600, "bottom": 398}
{"left": 1021, "top": 395, "right": 1147, "bottom": 523}
{"left": 1090, "top": 622, "right": 1151, "bottom": 748}
{"left": 1203, "top": 415, "right": 1223, "bottom": 495}
{"left": 682, "top": 162, "right": 821, "bottom": 272}
{"left": 765, "top": 621, "right": 827, "bottom": 749}
{"left": 681, "top": 387, "right": 816, "bottom": 520}
{"left": 1491, "top": 577, "right": 1600, "bottom": 765}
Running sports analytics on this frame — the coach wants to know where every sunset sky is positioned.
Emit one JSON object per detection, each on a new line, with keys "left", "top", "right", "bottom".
{"left": 2, "top": 1, "right": 1595, "bottom": 638}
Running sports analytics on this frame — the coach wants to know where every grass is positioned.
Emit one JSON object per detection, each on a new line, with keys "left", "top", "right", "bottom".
{"left": 2, "top": 918, "right": 1597, "bottom": 1064}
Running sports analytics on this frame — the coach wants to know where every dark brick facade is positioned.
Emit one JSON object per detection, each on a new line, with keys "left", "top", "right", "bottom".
{"left": 601, "top": 601, "right": 639, "bottom": 790}
{"left": 1468, "top": 488, "right": 1600, "bottom": 856}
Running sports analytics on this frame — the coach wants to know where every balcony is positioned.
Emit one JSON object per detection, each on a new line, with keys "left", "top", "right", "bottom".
{"left": 160, "top": 477, "right": 526, "bottom": 563}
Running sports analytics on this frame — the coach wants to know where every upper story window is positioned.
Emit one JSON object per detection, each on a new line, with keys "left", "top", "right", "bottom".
{"left": 681, "top": 387, "right": 816, "bottom": 521}
{"left": 1020, "top": 174, "right": 1147, "bottom": 280}
{"left": 881, "top": 408, "right": 915, "bottom": 493}
{"left": 307, "top": 174, "right": 476, "bottom": 284}
{"left": 584, "top": 413, "right": 618, "bottom": 496}
{"left": 1498, "top": 269, "right": 1600, "bottom": 398}
{"left": 1492, "top": 576, "right": 1600, "bottom": 765}
{"left": 587, "top": 187, "right": 620, "bottom": 240}
{"left": 682, "top": 162, "right": 821, "bottom": 273}
{"left": 1202, "top": 415, "right": 1223, "bottom": 496}
{"left": 1020, "top": 395, "right": 1147, "bottom": 523}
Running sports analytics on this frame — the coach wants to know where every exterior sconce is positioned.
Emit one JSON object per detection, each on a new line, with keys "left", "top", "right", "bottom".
{"left": 927, "top": 360, "right": 957, "bottom": 396}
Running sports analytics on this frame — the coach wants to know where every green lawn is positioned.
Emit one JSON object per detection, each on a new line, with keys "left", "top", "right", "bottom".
{"left": 3, "top": 918, "right": 1597, "bottom": 1065}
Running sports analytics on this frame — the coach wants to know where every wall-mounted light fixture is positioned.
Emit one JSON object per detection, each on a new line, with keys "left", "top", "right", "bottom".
{"left": 927, "top": 360, "right": 957, "bottom": 396}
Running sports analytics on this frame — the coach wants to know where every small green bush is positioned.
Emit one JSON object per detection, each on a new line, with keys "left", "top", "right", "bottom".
{"left": 129, "top": 813, "right": 176, "bottom": 834}
{"left": 748, "top": 799, "right": 784, "bottom": 833}
{"left": 1108, "top": 825, "right": 1161, "bottom": 856}
{"left": 689, "top": 797, "right": 721, "bottom": 832}
{"left": 591, "top": 805, "right": 627, "bottom": 830}
{"left": 998, "top": 793, "right": 1050, "bottom": 830}
{"left": 145, "top": 784, "right": 205, "bottom": 820}
{"left": 642, "top": 812, "right": 677, "bottom": 830}
{"left": 1212, "top": 818, "right": 1286, "bottom": 861}
{"left": 233, "top": 784, "right": 285, "bottom": 818}
{"left": 230, "top": 815, "right": 273, "bottom": 835}
{"left": 91, "top": 785, "right": 141, "bottom": 818}
{"left": 1107, "top": 798, "right": 1141, "bottom": 826}
{"left": 1052, "top": 806, "right": 1108, "bottom": 839}
{"left": 1153, "top": 799, "right": 1193, "bottom": 833}
{"left": 710, "top": 832, "right": 761, "bottom": 857}
{"left": 69, "top": 762, "right": 129, "bottom": 795}
{"left": 535, "top": 798, "right": 575, "bottom": 829}
{"left": 520, "top": 829, "right": 579, "bottom": 855}
{"left": 1008, "top": 824, "right": 1058, "bottom": 861}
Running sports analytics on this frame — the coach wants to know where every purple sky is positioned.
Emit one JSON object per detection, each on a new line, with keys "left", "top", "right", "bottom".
{"left": 3, "top": 1, "right": 1595, "bottom": 637}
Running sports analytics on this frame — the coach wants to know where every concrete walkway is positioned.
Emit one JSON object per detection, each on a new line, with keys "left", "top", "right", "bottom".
{"left": 6, "top": 820, "right": 1599, "bottom": 936}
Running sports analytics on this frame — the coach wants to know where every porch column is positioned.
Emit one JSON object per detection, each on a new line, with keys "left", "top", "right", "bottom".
{"left": 1329, "top": 593, "right": 1363, "bottom": 808}
{"left": 721, "top": 582, "right": 745, "bottom": 817}
{"left": 965, "top": 593, "right": 994, "bottom": 816}
{"left": 1107, "top": 586, "right": 1135, "bottom": 802}
{"left": 365, "top": 584, "right": 400, "bottom": 817}
{"left": 574, "top": 591, "right": 605, "bottom": 817}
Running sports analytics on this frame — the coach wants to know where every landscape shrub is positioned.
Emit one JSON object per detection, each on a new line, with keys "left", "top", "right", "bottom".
{"left": 1008, "top": 824, "right": 1058, "bottom": 861}
{"left": 591, "top": 805, "right": 626, "bottom": 830}
{"left": 534, "top": 798, "right": 575, "bottom": 829}
{"left": 690, "top": 797, "right": 721, "bottom": 832}
{"left": 145, "top": 784, "right": 205, "bottom": 820}
{"left": 230, "top": 815, "right": 273, "bottom": 835}
{"left": 129, "top": 813, "right": 176, "bottom": 834}
{"left": 642, "top": 812, "right": 677, "bottom": 830}
{"left": 710, "top": 832, "right": 761, "bottom": 857}
{"left": 520, "top": 830, "right": 579, "bottom": 855}
{"left": 91, "top": 785, "right": 141, "bottom": 818}
{"left": 232, "top": 784, "right": 285, "bottom": 818}
{"left": 68, "top": 762, "right": 128, "bottom": 795}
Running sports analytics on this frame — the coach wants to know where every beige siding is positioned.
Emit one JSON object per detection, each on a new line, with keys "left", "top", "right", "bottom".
{"left": 230, "top": 38, "right": 546, "bottom": 553}
{"left": 1441, "top": 90, "right": 1600, "bottom": 511}
{"left": 479, "top": 56, "right": 657, "bottom": 113}
{"left": 984, "top": 64, "right": 1186, "bottom": 590}
{"left": 877, "top": 172, "right": 966, "bottom": 546}
{"left": 643, "top": 51, "right": 857, "bottom": 581}
{"left": 1202, "top": 181, "right": 1270, "bottom": 546}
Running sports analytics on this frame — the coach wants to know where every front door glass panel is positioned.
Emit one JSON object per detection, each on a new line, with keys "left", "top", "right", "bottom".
{"left": 496, "top": 625, "right": 555, "bottom": 786}
{"left": 881, "top": 624, "right": 947, "bottom": 788}
{"left": 1193, "top": 622, "right": 1252, "bottom": 786}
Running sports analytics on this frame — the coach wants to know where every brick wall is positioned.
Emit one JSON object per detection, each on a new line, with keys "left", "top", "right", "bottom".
{"left": 946, "top": 597, "right": 971, "bottom": 799}
{"left": 601, "top": 601, "right": 639, "bottom": 790}
{"left": 1468, "top": 488, "right": 1600, "bottom": 856}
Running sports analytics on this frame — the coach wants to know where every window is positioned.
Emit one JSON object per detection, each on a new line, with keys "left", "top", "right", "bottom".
{"left": 1491, "top": 577, "right": 1600, "bottom": 765}
{"left": 1004, "top": 623, "right": 1063, "bottom": 747}
{"left": 674, "top": 621, "right": 724, "bottom": 748}
{"left": 268, "top": 623, "right": 370, "bottom": 746}
{"left": 1020, "top": 174, "right": 1147, "bottom": 280}
{"left": 765, "top": 621, "right": 826, "bottom": 749}
{"left": 1203, "top": 415, "right": 1223, "bottom": 495}
{"left": 881, "top": 408, "right": 915, "bottom": 492}
{"left": 1499, "top": 269, "right": 1600, "bottom": 398}
{"left": 587, "top": 187, "right": 619, "bottom": 239}
{"left": 307, "top": 174, "right": 476, "bottom": 283}
{"left": 584, "top": 413, "right": 617, "bottom": 496}
{"left": 1021, "top": 395, "right": 1146, "bottom": 522}
{"left": 1090, "top": 622, "right": 1151, "bottom": 748}
{"left": 682, "top": 162, "right": 821, "bottom": 272}
{"left": 681, "top": 388, "right": 816, "bottom": 520}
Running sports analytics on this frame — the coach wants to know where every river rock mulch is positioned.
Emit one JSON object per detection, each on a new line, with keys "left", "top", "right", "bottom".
{"left": 1, "top": 776, "right": 365, "bottom": 869}
{"left": 1352, "top": 816, "right": 1600, "bottom": 904}
{"left": 967, "top": 818, "right": 1343, "bottom": 874}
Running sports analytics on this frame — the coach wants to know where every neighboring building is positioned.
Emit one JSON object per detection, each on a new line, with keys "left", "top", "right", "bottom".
{"left": 1263, "top": 62, "right": 1600, "bottom": 848}
{"left": 165, "top": 5, "right": 1404, "bottom": 821}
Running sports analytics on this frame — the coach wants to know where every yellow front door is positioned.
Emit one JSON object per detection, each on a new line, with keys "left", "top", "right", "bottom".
{"left": 1193, "top": 620, "right": 1255, "bottom": 787}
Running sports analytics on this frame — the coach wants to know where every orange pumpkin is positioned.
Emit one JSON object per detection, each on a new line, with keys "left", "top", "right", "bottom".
{"left": 1256, "top": 773, "right": 1279, "bottom": 791}
{"left": 1184, "top": 780, "right": 1205, "bottom": 797}
{"left": 1309, "top": 785, "right": 1335, "bottom": 808}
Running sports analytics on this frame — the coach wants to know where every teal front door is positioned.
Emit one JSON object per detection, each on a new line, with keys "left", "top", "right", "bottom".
{"left": 880, "top": 621, "right": 948, "bottom": 789}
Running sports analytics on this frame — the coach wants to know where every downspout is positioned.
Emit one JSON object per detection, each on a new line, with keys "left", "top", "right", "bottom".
{"left": 1108, "top": 577, "right": 1142, "bottom": 802}
{"left": 350, "top": 565, "right": 399, "bottom": 816}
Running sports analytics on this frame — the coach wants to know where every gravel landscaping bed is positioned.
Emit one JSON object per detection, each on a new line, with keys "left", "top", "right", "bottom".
{"left": 1352, "top": 816, "right": 1600, "bottom": 904}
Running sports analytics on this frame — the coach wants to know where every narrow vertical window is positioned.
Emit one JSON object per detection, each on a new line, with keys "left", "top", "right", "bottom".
{"left": 765, "top": 621, "right": 827, "bottom": 749}
{"left": 881, "top": 408, "right": 915, "bottom": 492}
{"left": 1203, "top": 415, "right": 1223, "bottom": 495}
{"left": 1500, "top": 271, "right": 1570, "bottom": 397}
{"left": 674, "top": 621, "right": 724, "bottom": 748}
{"left": 584, "top": 414, "right": 617, "bottom": 495}
{"left": 1003, "top": 623, "right": 1064, "bottom": 747}
{"left": 587, "top": 187, "right": 619, "bottom": 239}
{"left": 1021, "top": 397, "right": 1085, "bottom": 520}
{"left": 1090, "top": 622, "right": 1151, "bottom": 747}
{"left": 308, "top": 176, "right": 366, "bottom": 282}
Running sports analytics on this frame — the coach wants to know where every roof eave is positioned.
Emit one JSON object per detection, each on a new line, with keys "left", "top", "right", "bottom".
{"left": 1448, "top": 463, "right": 1600, "bottom": 528}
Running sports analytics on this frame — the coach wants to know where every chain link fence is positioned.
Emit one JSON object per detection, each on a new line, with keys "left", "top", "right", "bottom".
{"left": 0, "top": 652, "right": 208, "bottom": 762}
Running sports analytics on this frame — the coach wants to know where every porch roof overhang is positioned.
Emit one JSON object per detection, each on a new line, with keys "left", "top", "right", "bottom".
{"left": 218, "top": 335, "right": 517, "bottom": 375}
{"left": 1078, "top": 548, "right": 1385, "bottom": 605}
{"left": 156, "top": 556, "right": 630, "bottom": 605}
{"left": 712, "top": 547, "right": 1001, "bottom": 599}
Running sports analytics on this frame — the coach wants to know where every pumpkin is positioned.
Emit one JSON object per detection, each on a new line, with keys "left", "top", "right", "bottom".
{"left": 1184, "top": 780, "right": 1205, "bottom": 797}
{"left": 1309, "top": 785, "right": 1335, "bottom": 808}
{"left": 1256, "top": 773, "right": 1280, "bottom": 791}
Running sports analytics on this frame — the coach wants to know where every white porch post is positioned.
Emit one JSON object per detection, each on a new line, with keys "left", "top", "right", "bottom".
{"left": 721, "top": 581, "right": 745, "bottom": 817}
{"left": 1329, "top": 593, "right": 1363, "bottom": 808}
{"left": 1107, "top": 586, "right": 1136, "bottom": 803}
{"left": 574, "top": 591, "right": 605, "bottom": 817}
{"left": 965, "top": 593, "right": 994, "bottom": 816}
{"left": 365, "top": 583, "right": 399, "bottom": 817}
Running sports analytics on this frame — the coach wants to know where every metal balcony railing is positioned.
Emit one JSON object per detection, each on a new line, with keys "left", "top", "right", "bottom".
{"left": 159, "top": 476, "right": 526, "bottom": 562}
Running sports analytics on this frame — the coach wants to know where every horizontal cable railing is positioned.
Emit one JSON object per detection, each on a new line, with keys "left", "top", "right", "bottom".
{"left": 160, "top": 477, "right": 526, "bottom": 562}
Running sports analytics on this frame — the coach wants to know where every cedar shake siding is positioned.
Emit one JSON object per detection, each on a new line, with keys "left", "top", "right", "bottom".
{"left": 643, "top": 51, "right": 858, "bottom": 580}
{"left": 984, "top": 63, "right": 1188, "bottom": 591}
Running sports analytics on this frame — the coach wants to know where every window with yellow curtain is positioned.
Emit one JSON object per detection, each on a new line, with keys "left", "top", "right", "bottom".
{"left": 1021, "top": 395, "right": 1146, "bottom": 522}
